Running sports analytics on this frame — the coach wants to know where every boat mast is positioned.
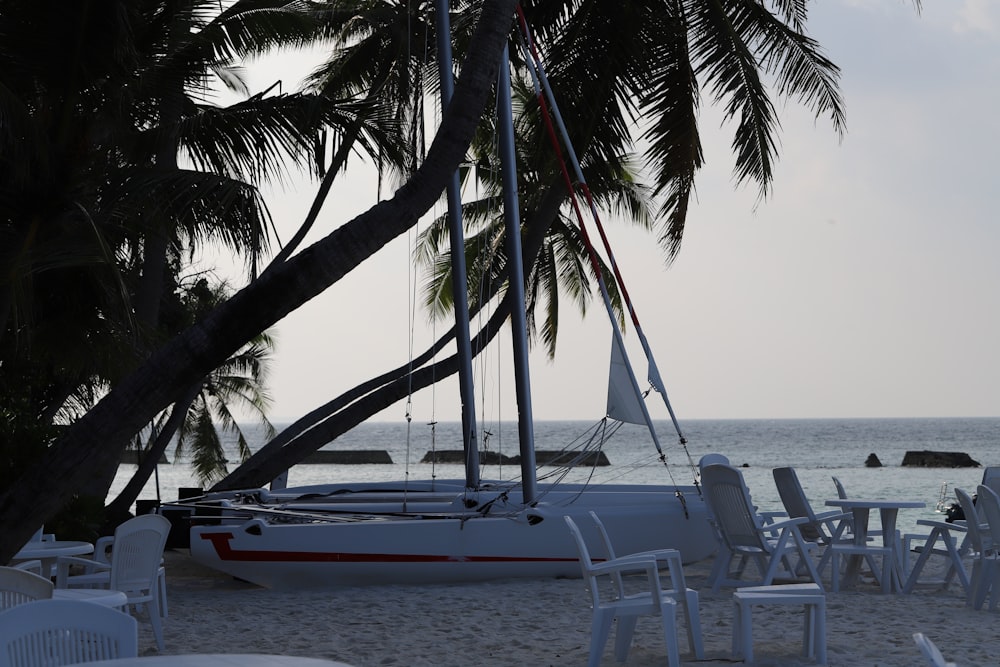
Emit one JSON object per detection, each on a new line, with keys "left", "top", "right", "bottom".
{"left": 435, "top": 0, "right": 479, "bottom": 489}
{"left": 496, "top": 44, "right": 538, "bottom": 504}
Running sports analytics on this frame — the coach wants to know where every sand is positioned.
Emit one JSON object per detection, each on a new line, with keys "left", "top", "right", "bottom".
{"left": 140, "top": 549, "right": 991, "bottom": 667}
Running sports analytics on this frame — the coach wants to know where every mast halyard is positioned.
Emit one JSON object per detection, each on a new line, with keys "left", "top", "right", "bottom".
{"left": 435, "top": 0, "right": 479, "bottom": 489}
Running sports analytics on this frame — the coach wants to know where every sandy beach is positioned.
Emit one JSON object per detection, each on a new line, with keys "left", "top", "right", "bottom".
{"left": 143, "top": 548, "right": 991, "bottom": 667}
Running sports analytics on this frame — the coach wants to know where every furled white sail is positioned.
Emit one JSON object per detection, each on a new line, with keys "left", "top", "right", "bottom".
{"left": 606, "top": 334, "right": 647, "bottom": 425}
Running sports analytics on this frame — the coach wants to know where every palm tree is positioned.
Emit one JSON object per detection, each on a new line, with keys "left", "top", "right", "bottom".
{"left": 0, "top": 0, "right": 518, "bottom": 561}
{"left": 211, "top": 0, "right": 847, "bottom": 489}
{"left": 0, "top": 0, "right": 398, "bottom": 509}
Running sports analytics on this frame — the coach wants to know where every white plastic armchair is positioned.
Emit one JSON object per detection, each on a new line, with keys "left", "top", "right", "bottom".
{"left": 564, "top": 515, "right": 681, "bottom": 667}
{"left": 0, "top": 566, "right": 54, "bottom": 610}
{"left": 55, "top": 513, "right": 171, "bottom": 651}
{"left": 587, "top": 511, "right": 704, "bottom": 660}
{"left": 973, "top": 485, "right": 1000, "bottom": 610}
{"left": 0, "top": 599, "right": 137, "bottom": 666}
{"left": 773, "top": 467, "right": 850, "bottom": 546}
{"left": 89, "top": 528, "right": 168, "bottom": 619}
{"left": 954, "top": 487, "right": 998, "bottom": 610}
{"left": 701, "top": 463, "right": 821, "bottom": 592}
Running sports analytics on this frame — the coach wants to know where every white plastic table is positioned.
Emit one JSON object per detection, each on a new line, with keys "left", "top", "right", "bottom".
{"left": 75, "top": 655, "right": 356, "bottom": 667}
{"left": 53, "top": 587, "right": 128, "bottom": 608}
{"left": 824, "top": 498, "right": 925, "bottom": 593}
{"left": 11, "top": 540, "right": 94, "bottom": 577}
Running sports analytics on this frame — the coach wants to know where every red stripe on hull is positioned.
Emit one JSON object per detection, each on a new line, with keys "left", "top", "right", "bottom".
{"left": 200, "top": 532, "right": 576, "bottom": 564}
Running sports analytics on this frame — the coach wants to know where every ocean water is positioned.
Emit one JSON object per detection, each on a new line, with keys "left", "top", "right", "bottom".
{"left": 109, "top": 416, "right": 999, "bottom": 537}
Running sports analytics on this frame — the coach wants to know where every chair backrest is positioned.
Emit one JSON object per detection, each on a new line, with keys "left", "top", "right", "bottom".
{"left": 912, "top": 632, "right": 957, "bottom": 667}
{"left": 587, "top": 510, "right": 686, "bottom": 596}
{"left": 109, "top": 513, "right": 171, "bottom": 596}
{"left": 773, "top": 467, "right": 823, "bottom": 542}
{"left": 831, "top": 476, "right": 847, "bottom": 500}
{"left": 700, "top": 464, "right": 768, "bottom": 551}
{"left": 698, "top": 453, "right": 729, "bottom": 473}
{"left": 0, "top": 599, "right": 138, "bottom": 666}
{"left": 0, "top": 567, "right": 54, "bottom": 610}
{"left": 955, "top": 487, "right": 987, "bottom": 554}
{"left": 976, "top": 484, "right": 1000, "bottom": 553}
{"left": 982, "top": 467, "right": 1000, "bottom": 497}
{"left": 563, "top": 515, "right": 603, "bottom": 608}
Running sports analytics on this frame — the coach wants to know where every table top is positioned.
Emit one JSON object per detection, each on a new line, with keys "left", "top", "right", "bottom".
{"left": 53, "top": 588, "right": 128, "bottom": 608}
{"left": 13, "top": 540, "right": 94, "bottom": 559}
{"left": 825, "top": 499, "right": 925, "bottom": 510}
{"left": 76, "top": 655, "right": 355, "bottom": 667}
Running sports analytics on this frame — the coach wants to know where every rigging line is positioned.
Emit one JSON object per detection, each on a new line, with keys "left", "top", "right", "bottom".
{"left": 512, "top": 18, "right": 663, "bottom": 460}
{"left": 514, "top": 7, "right": 697, "bottom": 478}
{"left": 514, "top": 16, "right": 689, "bottom": 513}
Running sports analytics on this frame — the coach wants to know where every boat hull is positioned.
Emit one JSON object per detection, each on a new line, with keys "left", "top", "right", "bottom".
{"left": 187, "top": 484, "right": 716, "bottom": 589}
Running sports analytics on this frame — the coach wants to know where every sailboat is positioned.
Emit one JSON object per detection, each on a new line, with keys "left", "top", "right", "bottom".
{"left": 174, "top": 5, "right": 716, "bottom": 589}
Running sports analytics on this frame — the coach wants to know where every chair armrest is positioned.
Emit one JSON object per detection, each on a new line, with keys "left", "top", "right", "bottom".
{"left": 54, "top": 556, "right": 110, "bottom": 587}
{"left": 915, "top": 519, "right": 967, "bottom": 532}
{"left": 94, "top": 536, "right": 115, "bottom": 564}
{"left": 590, "top": 555, "right": 666, "bottom": 600}
{"left": 761, "top": 516, "right": 809, "bottom": 531}
{"left": 611, "top": 549, "right": 686, "bottom": 590}
{"left": 12, "top": 560, "right": 43, "bottom": 574}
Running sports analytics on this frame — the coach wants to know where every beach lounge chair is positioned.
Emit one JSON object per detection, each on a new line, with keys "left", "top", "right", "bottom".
{"left": 912, "top": 632, "right": 958, "bottom": 667}
{"left": 772, "top": 467, "right": 850, "bottom": 545}
{"left": 700, "top": 463, "right": 821, "bottom": 592}
{"left": 982, "top": 467, "right": 1000, "bottom": 497}
{"left": 564, "top": 515, "right": 682, "bottom": 667}
{"left": 587, "top": 510, "right": 704, "bottom": 660}
{"left": 0, "top": 599, "right": 137, "bottom": 666}
{"left": 55, "top": 513, "right": 171, "bottom": 650}
{"left": 0, "top": 566, "right": 54, "bottom": 610}
{"left": 954, "top": 487, "right": 998, "bottom": 610}
{"left": 902, "top": 511, "right": 970, "bottom": 595}
{"left": 973, "top": 485, "right": 1000, "bottom": 610}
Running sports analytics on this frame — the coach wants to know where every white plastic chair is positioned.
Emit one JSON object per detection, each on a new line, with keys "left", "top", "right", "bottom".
{"left": 974, "top": 484, "right": 1000, "bottom": 610}
{"left": 564, "top": 515, "right": 681, "bottom": 667}
{"left": 912, "top": 632, "right": 958, "bottom": 667}
{"left": 982, "top": 467, "right": 1000, "bottom": 497}
{"left": 701, "top": 463, "right": 821, "bottom": 592}
{"left": 91, "top": 530, "right": 169, "bottom": 618}
{"left": 773, "top": 468, "right": 849, "bottom": 544}
{"left": 954, "top": 487, "right": 998, "bottom": 610}
{"left": 55, "top": 513, "right": 171, "bottom": 650}
{"left": 0, "top": 598, "right": 138, "bottom": 666}
{"left": 902, "top": 516, "right": 970, "bottom": 595}
{"left": 587, "top": 510, "right": 704, "bottom": 660}
{"left": 0, "top": 566, "right": 54, "bottom": 610}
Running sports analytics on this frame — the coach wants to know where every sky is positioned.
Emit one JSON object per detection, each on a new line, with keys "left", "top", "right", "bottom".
{"left": 210, "top": 0, "right": 1000, "bottom": 425}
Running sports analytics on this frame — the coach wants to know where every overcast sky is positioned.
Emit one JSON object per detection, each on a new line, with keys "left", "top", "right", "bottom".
{"left": 214, "top": 0, "right": 1000, "bottom": 425}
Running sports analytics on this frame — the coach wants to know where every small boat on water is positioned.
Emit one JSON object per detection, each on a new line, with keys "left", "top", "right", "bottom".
{"left": 169, "top": 8, "right": 716, "bottom": 589}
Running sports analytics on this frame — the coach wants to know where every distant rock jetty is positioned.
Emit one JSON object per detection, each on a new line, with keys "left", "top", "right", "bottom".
{"left": 121, "top": 451, "right": 169, "bottom": 464}
{"left": 421, "top": 450, "right": 610, "bottom": 467}
{"left": 901, "top": 450, "right": 981, "bottom": 468}
{"left": 302, "top": 450, "right": 393, "bottom": 464}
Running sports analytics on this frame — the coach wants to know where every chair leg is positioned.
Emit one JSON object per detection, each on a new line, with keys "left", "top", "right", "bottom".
{"left": 682, "top": 590, "right": 705, "bottom": 660}
{"left": 659, "top": 604, "right": 681, "bottom": 667}
{"left": 588, "top": 610, "right": 614, "bottom": 667}
{"left": 158, "top": 568, "right": 168, "bottom": 618}
{"left": 147, "top": 601, "right": 165, "bottom": 652}
{"left": 612, "top": 616, "right": 638, "bottom": 662}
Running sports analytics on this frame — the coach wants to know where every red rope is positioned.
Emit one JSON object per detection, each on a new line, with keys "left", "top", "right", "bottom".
{"left": 514, "top": 5, "right": 641, "bottom": 330}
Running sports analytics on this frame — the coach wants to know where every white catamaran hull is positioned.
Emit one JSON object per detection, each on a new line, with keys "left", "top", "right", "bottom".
{"left": 187, "top": 482, "right": 715, "bottom": 589}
